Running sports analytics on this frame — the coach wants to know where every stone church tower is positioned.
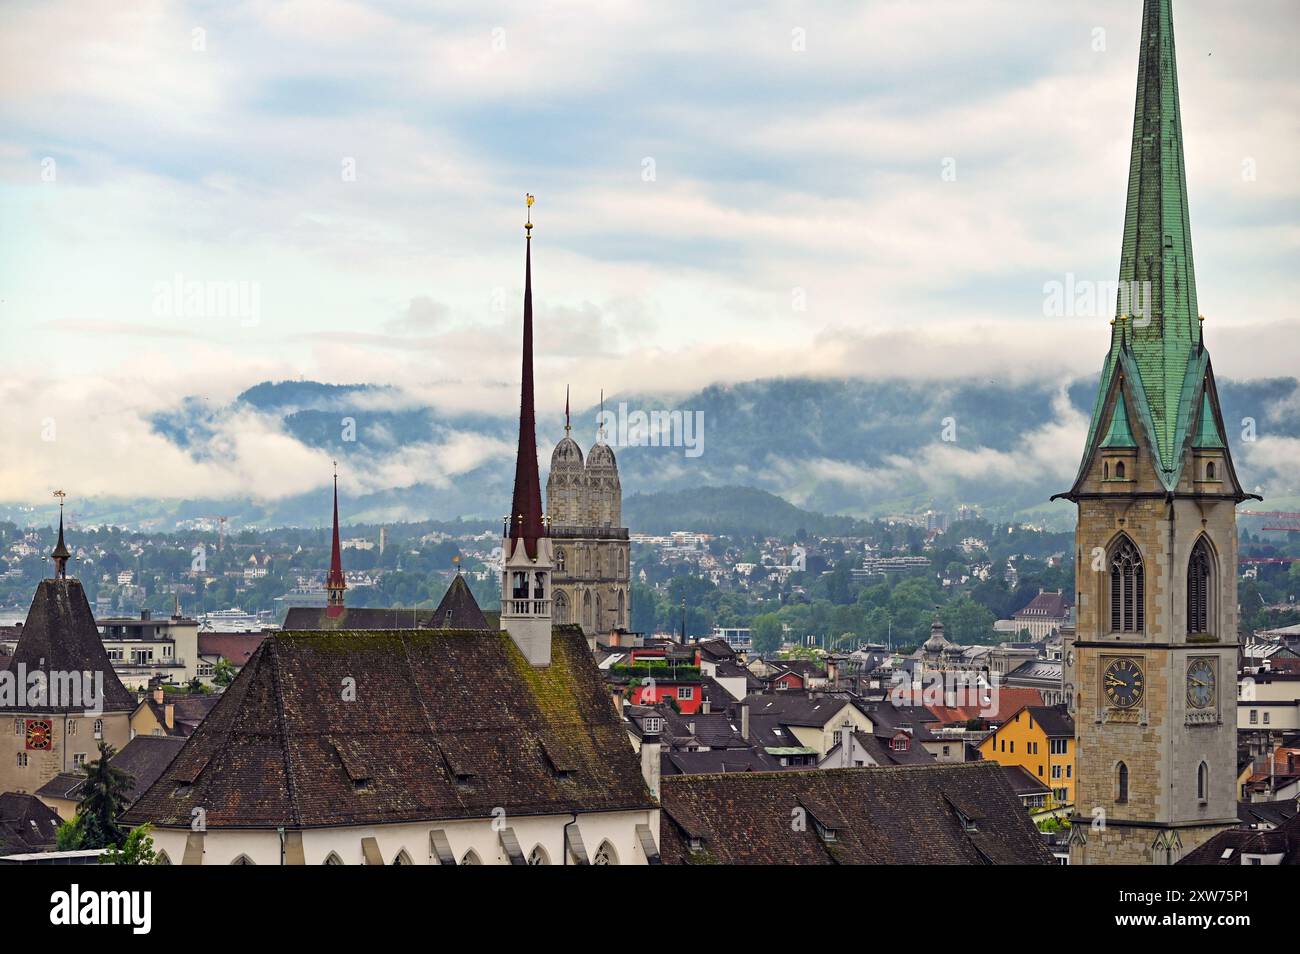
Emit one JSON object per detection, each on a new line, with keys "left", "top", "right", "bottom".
{"left": 546, "top": 395, "right": 631, "bottom": 638}
{"left": 1059, "top": 0, "right": 1254, "bottom": 865}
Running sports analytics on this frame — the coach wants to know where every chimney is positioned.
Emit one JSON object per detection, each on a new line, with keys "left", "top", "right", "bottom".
{"left": 701, "top": 698, "right": 711, "bottom": 715}
{"left": 740, "top": 703, "right": 750, "bottom": 742}
{"left": 153, "top": 685, "right": 165, "bottom": 705}
{"left": 640, "top": 728, "right": 661, "bottom": 800}
{"left": 164, "top": 703, "right": 175, "bottom": 730}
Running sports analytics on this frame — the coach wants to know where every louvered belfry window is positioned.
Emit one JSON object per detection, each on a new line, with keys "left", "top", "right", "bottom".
{"left": 1110, "top": 538, "right": 1144, "bottom": 633}
{"left": 1187, "top": 538, "right": 1212, "bottom": 634}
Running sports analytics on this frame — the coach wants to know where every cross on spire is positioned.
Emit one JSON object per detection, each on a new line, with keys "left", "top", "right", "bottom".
{"left": 51, "top": 490, "right": 70, "bottom": 579}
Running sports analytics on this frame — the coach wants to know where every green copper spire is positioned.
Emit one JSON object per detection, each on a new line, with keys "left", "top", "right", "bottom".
{"left": 1117, "top": 0, "right": 1198, "bottom": 470}
{"left": 1101, "top": 391, "right": 1138, "bottom": 449}
{"left": 1081, "top": 0, "right": 1200, "bottom": 482}
{"left": 1193, "top": 392, "right": 1224, "bottom": 448}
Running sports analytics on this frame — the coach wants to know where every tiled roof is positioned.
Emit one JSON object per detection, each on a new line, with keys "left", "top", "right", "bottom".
{"left": 37, "top": 735, "right": 186, "bottom": 808}
{"left": 122, "top": 625, "right": 654, "bottom": 830}
{"left": 2, "top": 579, "right": 136, "bottom": 713}
{"left": 1022, "top": 705, "right": 1074, "bottom": 738}
{"left": 1014, "top": 590, "right": 1070, "bottom": 619}
{"left": 1001, "top": 764, "right": 1052, "bottom": 798}
{"left": 659, "top": 762, "right": 1053, "bottom": 865}
{"left": 662, "top": 749, "right": 778, "bottom": 776}
{"left": 197, "top": 632, "right": 268, "bottom": 666}
{"left": 280, "top": 606, "right": 438, "bottom": 631}
{"left": 1179, "top": 814, "right": 1300, "bottom": 865}
{"left": 0, "top": 792, "right": 61, "bottom": 855}
{"left": 428, "top": 575, "right": 490, "bottom": 630}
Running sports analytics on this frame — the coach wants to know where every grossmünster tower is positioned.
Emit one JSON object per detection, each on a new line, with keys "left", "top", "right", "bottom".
{"left": 1058, "top": 0, "right": 1255, "bottom": 865}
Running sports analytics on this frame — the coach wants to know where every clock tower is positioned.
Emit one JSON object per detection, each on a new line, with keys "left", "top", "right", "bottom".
{"left": 1058, "top": 0, "right": 1255, "bottom": 865}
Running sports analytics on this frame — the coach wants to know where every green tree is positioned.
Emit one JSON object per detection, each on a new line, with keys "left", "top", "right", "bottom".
{"left": 77, "top": 742, "right": 135, "bottom": 849}
{"left": 101, "top": 824, "right": 158, "bottom": 865}
{"left": 751, "top": 613, "right": 783, "bottom": 654}
{"left": 212, "top": 657, "right": 237, "bottom": 687}
{"left": 56, "top": 816, "right": 84, "bottom": 850}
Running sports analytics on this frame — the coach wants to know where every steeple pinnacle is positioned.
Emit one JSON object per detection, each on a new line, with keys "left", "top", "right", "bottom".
{"left": 564, "top": 384, "right": 571, "bottom": 435}
{"left": 508, "top": 194, "right": 546, "bottom": 560}
{"left": 326, "top": 463, "right": 346, "bottom": 611}
{"left": 51, "top": 490, "right": 70, "bottom": 579}
{"left": 1115, "top": 0, "right": 1198, "bottom": 468}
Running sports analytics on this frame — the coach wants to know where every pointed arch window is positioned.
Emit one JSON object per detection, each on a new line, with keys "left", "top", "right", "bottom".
{"left": 527, "top": 845, "right": 549, "bottom": 865}
{"left": 1188, "top": 538, "right": 1212, "bottom": 635}
{"left": 1115, "top": 461, "right": 1126, "bottom": 480}
{"left": 1116, "top": 762, "right": 1129, "bottom": 804}
{"left": 1205, "top": 461, "right": 1216, "bottom": 481}
{"left": 1197, "top": 762, "right": 1209, "bottom": 802}
{"left": 1109, "top": 537, "right": 1145, "bottom": 633}
{"left": 555, "top": 548, "right": 566, "bottom": 573}
{"left": 593, "top": 840, "right": 617, "bottom": 866}
{"left": 323, "top": 852, "right": 344, "bottom": 865}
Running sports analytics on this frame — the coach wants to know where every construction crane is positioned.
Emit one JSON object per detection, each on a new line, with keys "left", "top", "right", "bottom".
{"left": 1239, "top": 511, "right": 1300, "bottom": 533}
{"left": 200, "top": 515, "right": 233, "bottom": 551}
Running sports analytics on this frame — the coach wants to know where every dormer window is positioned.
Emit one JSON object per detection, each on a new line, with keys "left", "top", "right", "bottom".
{"left": 643, "top": 717, "right": 663, "bottom": 734}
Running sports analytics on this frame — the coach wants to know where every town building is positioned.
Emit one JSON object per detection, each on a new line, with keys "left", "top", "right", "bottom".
{"left": 977, "top": 705, "right": 1076, "bottom": 808}
{"left": 0, "top": 509, "right": 137, "bottom": 796}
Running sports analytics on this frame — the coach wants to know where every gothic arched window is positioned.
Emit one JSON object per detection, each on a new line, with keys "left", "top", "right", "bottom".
{"left": 1109, "top": 537, "right": 1144, "bottom": 633}
{"left": 1115, "top": 461, "right": 1126, "bottom": 480}
{"left": 593, "top": 840, "right": 617, "bottom": 865}
{"left": 555, "top": 548, "right": 566, "bottom": 573}
{"left": 1187, "top": 538, "right": 1212, "bottom": 635}
{"left": 1205, "top": 461, "right": 1216, "bottom": 481}
{"left": 323, "top": 852, "right": 344, "bottom": 865}
{"left": 1197, "top": 762, "right": 1209, "bottom": 802}
{"left": 527, "top": 845, "right": 549, "bottom": 865}
{"left": 554, "top": 590, "right": 569, "bottom": 624}
{"left": 1116, "top": 762, "right": 1129, "bottom": 804}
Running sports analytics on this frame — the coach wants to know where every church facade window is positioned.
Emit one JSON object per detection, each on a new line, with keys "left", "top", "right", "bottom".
{"left": 1109, "top": 536, "right": 1144, "bottom": 633}
{"left": 1116, "top": 762, "right": 1129, "bottom": 804}
{"left": 1187, "top": 538, "right": 1212, "bottom": 635}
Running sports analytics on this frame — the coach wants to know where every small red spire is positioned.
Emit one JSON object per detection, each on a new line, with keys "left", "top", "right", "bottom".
{"left": 326, "top": 464, "right": 346, "bottom": 612}
{"left": 508, "top": 197, "right": 546, "bottom": 559}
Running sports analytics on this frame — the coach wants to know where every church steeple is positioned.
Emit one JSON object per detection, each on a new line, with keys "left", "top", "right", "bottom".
{"left": 500, "top": 195, "right": 554, "bottom": 667}
{"left": 1067, "top": 0, "right": 1245, "bottom": 496}
{"left": 325, "top": 464, "right": 346, "bottom": 613}
{"left": 51, "top": 490, "right": 70, "bottom": 580}
{"left": 507, "top": 194, "right": 546, "bottom": 561}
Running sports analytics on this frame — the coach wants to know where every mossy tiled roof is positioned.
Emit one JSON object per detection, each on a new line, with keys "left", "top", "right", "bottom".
{"left": 122, "top": 625, "right": 654, "bottom": 829}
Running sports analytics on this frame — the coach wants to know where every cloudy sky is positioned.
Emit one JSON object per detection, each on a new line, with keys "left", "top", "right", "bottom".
{"left": 1, "top": 0, "right": 1297, "bottom": 506}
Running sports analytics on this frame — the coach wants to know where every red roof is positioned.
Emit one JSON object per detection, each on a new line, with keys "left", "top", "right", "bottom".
{"left": 198, "top": 632, "right": 268, "bottom": 666}
{"left": 1014, "top": 590, "right": 1071, "bottom": 620}
{"left": 902, "top": 687, "right": 1045, "bottom": 726}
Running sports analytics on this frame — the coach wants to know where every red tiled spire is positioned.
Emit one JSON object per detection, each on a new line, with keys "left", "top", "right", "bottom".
{"left": 326, "top": 466, "right": 346, "bottom": 610}
{"left": 508, "top": 197, "right": 547, "bottom": 560}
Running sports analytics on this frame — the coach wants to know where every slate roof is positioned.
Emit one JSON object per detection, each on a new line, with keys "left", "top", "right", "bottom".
{"left": 744, "top": 692, "right": 853, "bottom": 728}
{"left": 36, "top": 735, "right": 187, "bottom": 808}
{"left": 659, "top": 762, "right": 1053, "bottom": 865}
{"left": 122, "top": 625, "right": 654, "bottom": 830}
{"left": 0, "top": 792, "right": 61, "bottom": 855}
{"left": 1237, "top": 799, "right": 1300, "bottom": 829}
{"left": 2, "top": 579, "right": 136, "bottom": 713}
{"left": 1001, "top": 764, "right": 1052, "bottom": 798}
{"left": 662, "top": 749, "right": 778, "bottom": 776}
{"left": 1179, "top": 814, "right": 1300, "bottom": 865}
{"left": 1022, "top": 705, "right": 1074, "bottom": 738}
{"left": 428, "top": 575, "right": 490, "bottom": 630}
{"left": 848, "top": 729, "right": 936, "bottom": 767}
{"left": 1014, "top": 590, "right": 1070, "bottom": 620}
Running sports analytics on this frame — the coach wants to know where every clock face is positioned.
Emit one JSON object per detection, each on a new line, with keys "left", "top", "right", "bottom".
{"left": 25, "top": 719, "right": 52, "bottom": 751}
{"left": 1186, "top": 658, "right": 1216, "bottom": 709}
{"left": 1103, "top": 658, "right": 1144, "bottom": 709}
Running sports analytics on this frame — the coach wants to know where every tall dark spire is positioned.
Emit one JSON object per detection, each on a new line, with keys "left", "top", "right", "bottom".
{"left": 509, "top": 194, "right": 546, "bottom": 559}
{"left": 564, "top": 384, "right": 571, "bottom": 435}
{"left": 326, "top": 464, "right": 346, "bottom": 611}
{"left": 51, "top": 490, "right": 70, "bottom": 580}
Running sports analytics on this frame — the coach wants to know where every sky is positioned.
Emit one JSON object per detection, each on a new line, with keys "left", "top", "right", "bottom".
{"left": 0, "top": 0, "right": 1297, "bottom": 508}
